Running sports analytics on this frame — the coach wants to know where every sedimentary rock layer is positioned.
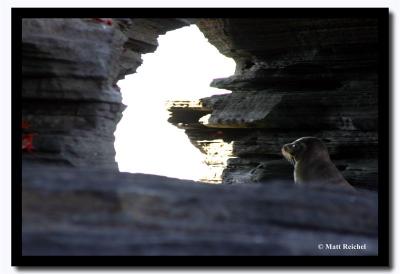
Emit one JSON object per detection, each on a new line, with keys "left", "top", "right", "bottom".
{"left": 22, "top": 166, "right": 378, "bottom": 256}
{"left": 22, "top": 18, "right": 190, "bottom": 169}
{"left": 168, "top": 18, "right": 380, "bottom": 189}
{"left": 22, "top": 17, "right": 380, "bottom": 189}
{"left": 20, "top": 16, "right": 383, "bottom": 258}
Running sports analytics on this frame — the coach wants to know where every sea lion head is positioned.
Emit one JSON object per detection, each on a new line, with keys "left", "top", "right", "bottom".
{"left": 281, "top": 137, "right": 329, "bottom": 165}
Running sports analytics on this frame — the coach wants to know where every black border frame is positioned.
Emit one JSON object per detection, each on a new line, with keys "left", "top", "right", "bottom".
{"left": 12, "top": 8, "right": 390, "bottom": 267}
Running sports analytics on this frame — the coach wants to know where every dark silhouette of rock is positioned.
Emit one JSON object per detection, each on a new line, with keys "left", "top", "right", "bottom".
{"left": 22, "top": 166, "right": 378, "bottom": 256}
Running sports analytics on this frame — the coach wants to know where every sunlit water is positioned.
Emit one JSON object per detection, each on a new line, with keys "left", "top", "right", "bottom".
{"left": 114, "top": 25, "right": 235, "bottom": 181}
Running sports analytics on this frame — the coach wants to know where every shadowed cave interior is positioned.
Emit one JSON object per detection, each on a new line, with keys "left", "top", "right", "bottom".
{"left": 21, "top": 17, "right": 379, "bottom": 256}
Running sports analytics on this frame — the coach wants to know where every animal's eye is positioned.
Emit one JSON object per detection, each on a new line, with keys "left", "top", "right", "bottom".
{"left": 292, "top": 144, "right": 296, "bottom": 148}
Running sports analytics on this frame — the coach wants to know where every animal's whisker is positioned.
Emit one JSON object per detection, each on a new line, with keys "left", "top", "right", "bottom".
{"left": 282, "top": 150, "right": 295, "bottom": 166}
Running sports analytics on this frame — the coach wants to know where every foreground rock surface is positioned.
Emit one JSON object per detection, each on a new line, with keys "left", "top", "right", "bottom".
{"left": 22, "top": 166, "right": 377, "bottom": 256}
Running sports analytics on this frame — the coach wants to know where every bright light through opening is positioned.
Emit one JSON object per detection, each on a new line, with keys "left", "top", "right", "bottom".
{"left": 114, "top": 25, "right": 235, "bottom": 181}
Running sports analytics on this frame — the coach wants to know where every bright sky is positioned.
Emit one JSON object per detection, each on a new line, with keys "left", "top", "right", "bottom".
{"left": 114, "top": 25, "right": 236, "bottom": 181}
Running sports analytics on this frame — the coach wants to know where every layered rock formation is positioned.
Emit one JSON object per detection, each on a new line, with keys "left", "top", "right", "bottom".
{"left": 20, "top": 17, "right": 382, "bottom": 257}
{"left": 22, "top": 18, "right": 190, "bottom": 169}
{"left": 22, "top": 165, "right": 378, "bottom": 256}
{"left": 168, "top": 18, "right": 379, "bottom": 190}
{"left": 22, "top": 18, "right": 379, "bottom": 188}
{"left": 166, "top": 100, "right": 235, "bottom": 183}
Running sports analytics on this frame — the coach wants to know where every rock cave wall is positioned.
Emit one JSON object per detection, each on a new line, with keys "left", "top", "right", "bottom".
{"left": 22, "top": 18, "right": 191, "bottom": 169}
{"left": 20, "top": 17, "right": 382, "bottom": 256}
{"left": 22, "top": 18, "right": 379, "bottom": 190}
{"left": 169, "top": 18, "right": 379, "bottom": 190}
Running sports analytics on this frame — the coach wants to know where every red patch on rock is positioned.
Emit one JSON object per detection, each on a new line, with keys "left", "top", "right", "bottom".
{"left": 93, "top": 18, "right": 113, "bottom": 26}
{"left": 22, "top": 119, "right": 36, "bottom": 152}
{"left": 22, "top": 133, "right": 35, "bottom": 152}
{"left": 22, "top": 120, "right": 30, "bottom": 129}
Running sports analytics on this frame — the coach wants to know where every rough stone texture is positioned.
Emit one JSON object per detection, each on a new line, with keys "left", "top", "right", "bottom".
{"left": 166, "top": 100, "right": 234, "bottom": 183}
{"left": 22, "top": 18, "right": 190, "bottom": 169}
{"left": 22, "top": 18, "right": 379, "bottom": 187}
{"left": 167, "top": 18, "right": 379, "bottom": 189}
{"left": 20, "top": 17, "right": 381, "bottom": 257}
{"left": 22, "top": 166, "right": 378, "bottom": 256}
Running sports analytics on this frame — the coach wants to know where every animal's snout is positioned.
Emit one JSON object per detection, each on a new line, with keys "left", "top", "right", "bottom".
{"left": 281, "top": 144, "right": 291, "bottom": 154}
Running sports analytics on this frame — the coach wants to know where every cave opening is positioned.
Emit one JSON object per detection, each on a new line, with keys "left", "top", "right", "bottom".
{"left": 114, "top": 24, "right": 236, "bottom": 181}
